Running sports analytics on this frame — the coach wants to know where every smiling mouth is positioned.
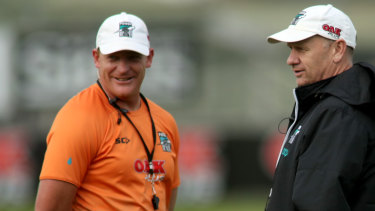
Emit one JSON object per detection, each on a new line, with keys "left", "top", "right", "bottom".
{"left": 115, "top": 77, "right": 133, "bottom": 81}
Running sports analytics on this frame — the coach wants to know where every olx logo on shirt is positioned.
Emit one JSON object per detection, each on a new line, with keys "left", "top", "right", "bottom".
{"left": 134, "top": 159, "right": 166, "bottom": 174}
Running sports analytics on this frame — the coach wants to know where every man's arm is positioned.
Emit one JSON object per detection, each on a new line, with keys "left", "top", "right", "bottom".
{"left": 35, "top": 179, "right": 78, "bottom": 211}
{"left": 169, "top": 187, "right": 178, "bottom": 211}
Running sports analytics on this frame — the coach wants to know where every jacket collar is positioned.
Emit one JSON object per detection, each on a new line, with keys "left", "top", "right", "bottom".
{"left": 294, "top": 62, "right": 375, "bottom": 107}
{"left": 294, "top": 76, "right": 334, "bottom": 108}
{"left": 323, "top": 62, "right": 375, "bottom": 106}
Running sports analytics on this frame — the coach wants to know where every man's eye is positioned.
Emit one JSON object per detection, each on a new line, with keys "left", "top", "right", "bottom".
{"left": 109, "top": 56, "right": 119, "bottom": 61}
{"left": 128, "top": 55, "right": 142, "bottom": 61}
{"left": 295, "top": 47, "right": 306, "bottom": 51}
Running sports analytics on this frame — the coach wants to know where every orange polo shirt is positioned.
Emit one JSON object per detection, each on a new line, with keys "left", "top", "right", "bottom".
{"left": 40, "top": 83, "right": 180, "bottom": 210}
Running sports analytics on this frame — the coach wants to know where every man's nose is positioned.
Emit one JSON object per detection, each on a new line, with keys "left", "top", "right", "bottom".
{"left": 118, "top": 58, "right": 130, "bottom": 72}
{"left": 286, "top": 49, "right": 299, "bottom": 66}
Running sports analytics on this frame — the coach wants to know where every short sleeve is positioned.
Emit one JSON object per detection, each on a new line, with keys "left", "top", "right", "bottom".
{"left": 40, "top": 102, "right": 100, "bottom": 187}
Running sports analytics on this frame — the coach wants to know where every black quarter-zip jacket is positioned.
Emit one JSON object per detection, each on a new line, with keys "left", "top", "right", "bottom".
{"left": 266, "top": 62, "right": 375, "bottom": 211}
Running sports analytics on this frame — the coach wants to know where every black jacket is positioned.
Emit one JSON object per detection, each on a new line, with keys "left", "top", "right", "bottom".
{"left": 266, "top": 62, "right": 375, "bottom": 211}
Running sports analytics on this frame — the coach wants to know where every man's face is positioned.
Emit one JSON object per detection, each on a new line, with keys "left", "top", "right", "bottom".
{"left": 287, "top": 36, "right": 336, "bottom": 87}
{"left": 93, "top": 49, "right": 153, "bottom": 101}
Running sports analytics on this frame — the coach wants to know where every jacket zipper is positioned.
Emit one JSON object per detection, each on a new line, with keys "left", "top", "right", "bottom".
{"left": 275, "top": 88, "right": 300, "bottom": 167}
{"left": 266, "top": 89, "right": 300, "bottom": 207}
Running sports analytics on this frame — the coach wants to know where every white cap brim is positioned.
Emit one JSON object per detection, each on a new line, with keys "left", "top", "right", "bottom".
{"left": 267, "top": 27, "right": 317, "bottom": 44}
{"left": 99, "top": 41, "right": 150, "bottom": 56}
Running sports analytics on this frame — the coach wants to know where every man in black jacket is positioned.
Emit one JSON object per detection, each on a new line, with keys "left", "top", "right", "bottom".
{"left": 266, "top": 4, "right": 375, "bottom": 211}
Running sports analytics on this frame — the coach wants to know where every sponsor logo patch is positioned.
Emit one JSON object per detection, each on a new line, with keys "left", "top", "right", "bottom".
{"left": 322, "top": 24, "right": 342, "bottom": 39}
{"left": 115, "top": 137, "right": 130, "bottom": 144}
{"left": 134, "top": 159, "right": 166, "bottom": 174}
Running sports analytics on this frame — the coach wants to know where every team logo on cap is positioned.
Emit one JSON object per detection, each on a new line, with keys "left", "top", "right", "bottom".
{"left": 119, "top": 22, "right": 135, "bottom": 37}
{"left": 291, "top": 11, "right": 306, "bottom": 25}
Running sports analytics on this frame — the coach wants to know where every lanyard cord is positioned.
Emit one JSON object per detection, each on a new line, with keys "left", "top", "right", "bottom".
{"left": 97, "top": 81, "right": 160, "bottom": 209}
{"left": 115, "top": 97, "right": 160, "bottom": 209}
{"left": 117, "top": 94, "right": 157, "bottom": 174}
{"left": 96, "top": 81, "right": 157, "bottom": 174}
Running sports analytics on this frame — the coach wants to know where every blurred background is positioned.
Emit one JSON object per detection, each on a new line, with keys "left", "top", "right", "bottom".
{"left": 0, "top": 0, "right": 374, "bottom": 210}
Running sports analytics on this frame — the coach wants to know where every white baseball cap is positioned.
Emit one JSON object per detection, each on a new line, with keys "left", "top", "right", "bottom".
{"left": 267, "top": 4, "right": 357, "bottom": 48}
{"left": 96, "top": 12, "right": 150, "bottom": 56}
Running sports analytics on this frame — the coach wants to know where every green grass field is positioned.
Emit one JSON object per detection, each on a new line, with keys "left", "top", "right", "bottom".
{"left": 0, "top": 191, "right": 267, "bottom": 211}
{"left": 175, "top": 192, "right": 267, "bottom": 211}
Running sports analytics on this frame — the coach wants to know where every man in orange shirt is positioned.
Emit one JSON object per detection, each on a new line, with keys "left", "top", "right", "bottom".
{"left": 35, "top": 12, "right": 180, "bottom": 211}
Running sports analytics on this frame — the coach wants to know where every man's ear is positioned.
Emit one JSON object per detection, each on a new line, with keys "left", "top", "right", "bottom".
{"left": 145, "top": 48, "right": 154, "bottom": 68}
{"left": 333, "top": 39, "right": 347, "bottom": 63}
{"left": 92, "top": 48, "right": 100, "bottom": 68}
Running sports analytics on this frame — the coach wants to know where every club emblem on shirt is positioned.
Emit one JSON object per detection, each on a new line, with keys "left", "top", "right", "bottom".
{"left": 158, "top": 132, "right": 171, "bottom": 152}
